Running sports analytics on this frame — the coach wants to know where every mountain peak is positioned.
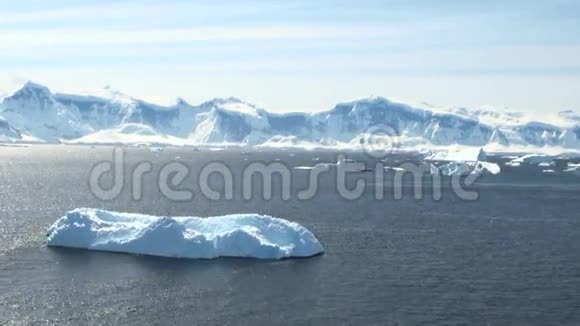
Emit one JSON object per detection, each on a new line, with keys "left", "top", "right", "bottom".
{"left": 22, "top": 81, "right": 50, "bottom": 91}
{"left": 200, "top": 97, "right": 261, "bottom": 117}
{"left": 175, "top": 97, "right": 190, "bottom": 106}
{"left": 7, "top": 81, "right": 53, "bottom": 102}
{"left": 20, "top": 81, "right": 51, "bottom": 94}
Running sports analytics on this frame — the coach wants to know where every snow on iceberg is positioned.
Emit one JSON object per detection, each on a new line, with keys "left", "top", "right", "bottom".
{"left": 47, "top": 208, "right": 324, "bottom": 259}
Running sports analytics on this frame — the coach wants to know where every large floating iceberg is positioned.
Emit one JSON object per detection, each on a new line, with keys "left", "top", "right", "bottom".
{"left": 47, "top": 208, "right": 324, "bottom": 259}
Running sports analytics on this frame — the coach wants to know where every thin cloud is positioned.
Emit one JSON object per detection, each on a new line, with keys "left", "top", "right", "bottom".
{"left": 0, "top": 25, "right": 399, "bottom": 49}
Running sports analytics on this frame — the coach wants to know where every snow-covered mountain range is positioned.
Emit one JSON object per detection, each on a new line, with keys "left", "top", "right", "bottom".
{"left": 0, "top": 81, "right": 579, "bottom": 150}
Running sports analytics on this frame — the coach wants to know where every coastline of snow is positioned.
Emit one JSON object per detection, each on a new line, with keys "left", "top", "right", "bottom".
{"left": 47, "top": 208, "right": 324, "bottom": 260}
{"left": 1, "top": 81, "right": 580, "bottom": 152}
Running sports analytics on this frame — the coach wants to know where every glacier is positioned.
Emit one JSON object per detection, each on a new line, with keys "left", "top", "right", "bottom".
{"left": 0, "top": 81, "right": 579, "bottom": 152}
{"left": 47, "top": 208, "right": 324, "bottom": 259}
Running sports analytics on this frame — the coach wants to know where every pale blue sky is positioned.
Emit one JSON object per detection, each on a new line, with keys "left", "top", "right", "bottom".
{"left": 0, "top": 0, "right": 579, "bottom": 112}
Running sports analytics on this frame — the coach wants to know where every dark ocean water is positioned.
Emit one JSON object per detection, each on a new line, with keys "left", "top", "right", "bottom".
{"left": 0, "top": 145, "right": 579, "bottom": 325}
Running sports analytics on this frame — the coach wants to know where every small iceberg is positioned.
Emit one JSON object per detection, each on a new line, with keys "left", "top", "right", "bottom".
{"left": 435, "top": 161, "right": 501, "bottom": 176}
{"left": 424, "top": 147, "right": 500, "bottom": 175}
{"left": 423, "top": 147, "right": 500, "bottom": 176}
{"left": 47, "top": 209, "right": 324, "bottom": 260}
{"left": 538, "top": 161, "right": 555, "bottom": 167}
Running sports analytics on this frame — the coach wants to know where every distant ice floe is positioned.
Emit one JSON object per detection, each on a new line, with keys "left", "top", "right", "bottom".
{"left": 293, "top": 162, "right": 337, "bottom": 170}
{"left": 384, "top": 163, "right": 441, "bottom": 175}
{"left": 295, "top": 157, "right": 342, "bottom": 170}
{"left": 538, "top": 161, "right": 555, "bottom": 167}
{"left": 433, "top": 161, "right": 501, "bottom": 176}
{"left": 564, "top": 163, "right": 580, "bottom": 175}
{"left": 507, "top": 154, "right": 553, "bottom": 166}
{"left": 505, "top": 161, "right": 522, "bottom": 167}
{"left": 293, "top": 157, "right": 372, "bottom": 172}
{"left": 383, "top": 161, "right": 500, "bottom": 176}
{"left": 422, "top": 147, "right": 500, "bottom": 176}
{"left": 426, "top": 147, "right": 487, "bottom": 162}
{"left": 47, "top": 208, "right": 324, "bottom": 260}
{"left": 293, "top": 166, "right": 316, "bottom": 170}
{"left": 385, "top": 166, "right": 406, "bottom": 172}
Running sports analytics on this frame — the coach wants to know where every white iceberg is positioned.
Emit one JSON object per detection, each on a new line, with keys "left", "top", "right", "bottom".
{"left": 47, "top": 208, "right": 324, "bottom": 260}
{"left": 423, "top": 147, "right": 500, "bottom": 176}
